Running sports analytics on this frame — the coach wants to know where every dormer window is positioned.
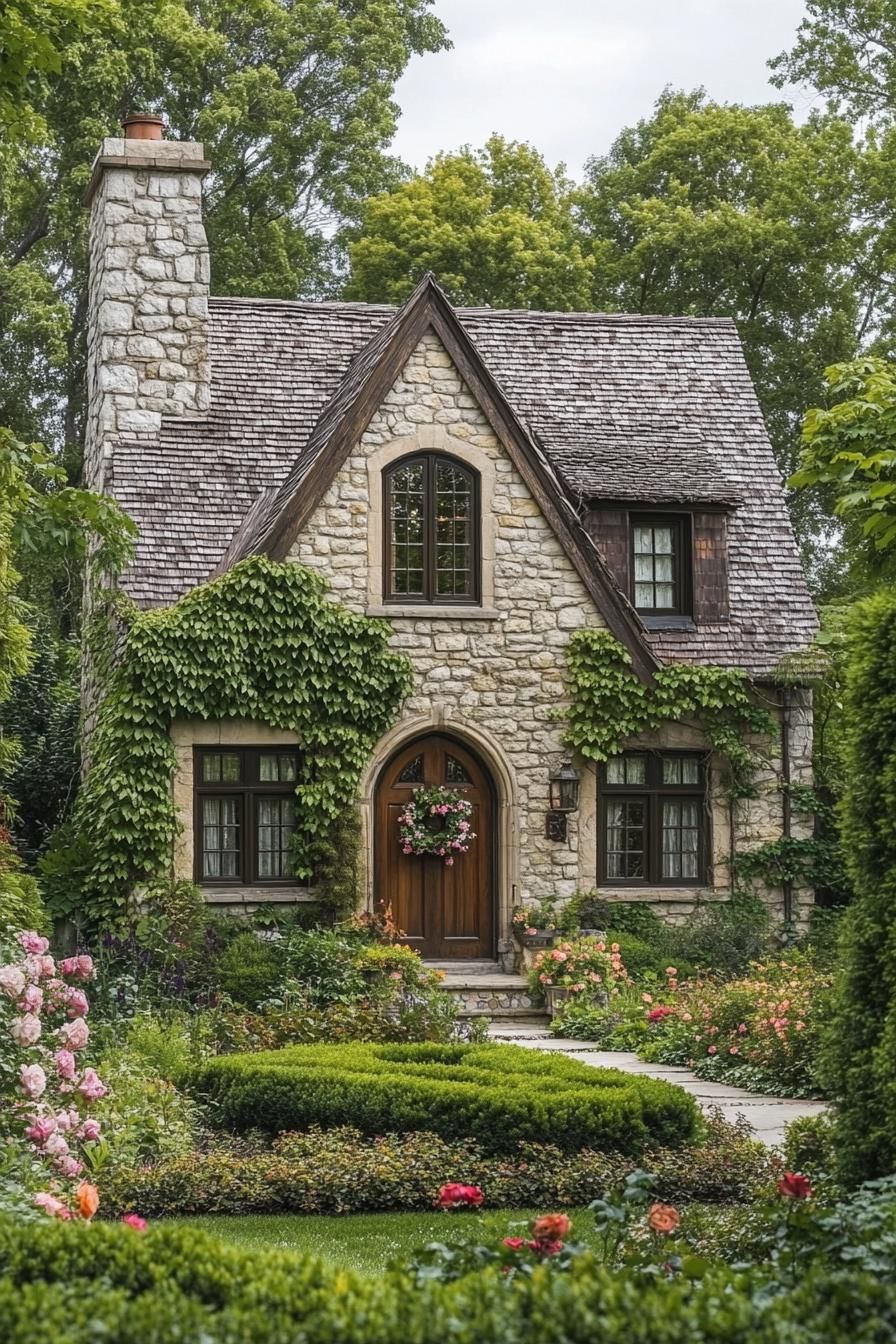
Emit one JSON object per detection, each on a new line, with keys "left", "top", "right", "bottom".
{"left": 384, "top": 453, "right": 480, "bottom": 604}
{"left": 630, "top": 514, "right": 691, "bottom": 616}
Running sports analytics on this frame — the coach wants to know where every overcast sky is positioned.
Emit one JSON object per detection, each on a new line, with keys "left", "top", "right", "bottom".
{"left": 391, "top": 0, "right": 819, "bottom": 176}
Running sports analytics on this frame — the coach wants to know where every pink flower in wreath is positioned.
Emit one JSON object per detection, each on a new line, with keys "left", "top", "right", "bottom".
{"left": 445, "top": 857, "right": 455, "bottom": 866}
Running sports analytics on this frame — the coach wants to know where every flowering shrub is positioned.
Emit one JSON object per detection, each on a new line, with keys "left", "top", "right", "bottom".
{"left": 512, "top": 898, "right": 559, "bottom": 935}
{"left": 397, "top": 786, "right": 476, "bottom": 865}
{"left": 0, "top": 930, "right": 109, "bottom": 1218}
{"left": 438, "top": 1182, "right": 484, "bottom": 1209}
{"left": 638, "top": 954, "right": 831, "bottom": 1096}
{"left": 529, "top": 936, "right": 629, "bottom": 999}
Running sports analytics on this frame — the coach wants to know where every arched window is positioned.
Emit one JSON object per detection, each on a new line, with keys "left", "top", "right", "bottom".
{"left": 384, "top": 454, "right": 480, "bottom": 604}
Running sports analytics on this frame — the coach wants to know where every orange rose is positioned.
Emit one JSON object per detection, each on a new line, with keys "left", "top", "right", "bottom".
{"left": 647, "top": 1202, "right": 680, "bottom": 1235}
{"left": 531, "top": 1212, "right": 571, "bottom": 1240}
{"left": 76, "top": 1182, "right": 100, "bottom": 1221}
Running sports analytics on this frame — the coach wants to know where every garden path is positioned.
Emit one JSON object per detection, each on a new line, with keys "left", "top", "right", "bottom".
{"left": 488, "top": 1024, "right": 827, "bottom": 1148}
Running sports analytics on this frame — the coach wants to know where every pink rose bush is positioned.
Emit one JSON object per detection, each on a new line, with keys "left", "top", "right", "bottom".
{"left": 0, "top": 931, "right": 108, "bottom": 1217}
{"left": 529, "top": 936, "right": 629, "bottom": 998}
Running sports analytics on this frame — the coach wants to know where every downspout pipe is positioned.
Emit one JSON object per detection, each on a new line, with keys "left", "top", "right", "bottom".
{"left": 781, "top": 688, "right": 793, "bottom": 929}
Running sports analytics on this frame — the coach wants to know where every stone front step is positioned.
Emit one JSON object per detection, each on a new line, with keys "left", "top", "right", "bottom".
{"left": 427, "top": 962, "right": 548, "bottom": 1023}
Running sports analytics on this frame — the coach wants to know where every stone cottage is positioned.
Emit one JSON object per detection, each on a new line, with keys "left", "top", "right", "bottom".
{"left": 83, "top": 121, "right": 817, "bottom": 962}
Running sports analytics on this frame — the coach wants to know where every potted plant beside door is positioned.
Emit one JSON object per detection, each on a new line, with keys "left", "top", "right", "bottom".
{"left": 511, "top": 899, "right": 559, "bottom": 950}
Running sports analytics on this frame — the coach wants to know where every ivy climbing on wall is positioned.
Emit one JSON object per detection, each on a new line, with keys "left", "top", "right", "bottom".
{"left": 562, "top": 628, "right": 775, "bottom": 800}
{"left": 46, "top": 557, "right": 413, "bottom": 929}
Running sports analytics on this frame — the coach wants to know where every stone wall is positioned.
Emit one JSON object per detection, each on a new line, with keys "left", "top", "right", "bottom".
{"left": 84, "top": 137, "right": 210, "bottom": 491}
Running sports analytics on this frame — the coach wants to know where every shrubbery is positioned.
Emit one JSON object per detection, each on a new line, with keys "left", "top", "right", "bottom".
{"left": 4, "top": 1209, "right": 896, "bottom": 1344}
{"left": 100, "top": 1113, "right": 773, "bottom": 1218}
{"left": 188, "top": 1042, "right": 700, "bottom": 1154}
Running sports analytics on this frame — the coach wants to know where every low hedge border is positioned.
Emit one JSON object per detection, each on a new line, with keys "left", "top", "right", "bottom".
{"left": 101, "top": 1117, "right": 775, "bottom": 1219}
{"left": 2, "top": 1218, "right": 895, "bottom": 1344}
{"left": 187, "top": 1042, "right": 699, "bottom": 1154}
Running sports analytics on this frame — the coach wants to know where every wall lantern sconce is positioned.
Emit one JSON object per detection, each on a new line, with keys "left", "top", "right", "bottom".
{"left": 546, "top": 762, "right": 580, "bottom": 841}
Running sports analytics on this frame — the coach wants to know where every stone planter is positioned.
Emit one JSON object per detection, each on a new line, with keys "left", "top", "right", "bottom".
{"left": 545, "top": 985, "right": 571, "bottom": 1017}
{"left": 513, "top": 927, "right": 557, "bottom": 950}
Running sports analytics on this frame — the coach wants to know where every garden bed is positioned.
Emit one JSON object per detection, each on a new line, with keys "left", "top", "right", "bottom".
{"left": 187, "top": 1041, "right": 700, "bottom": 1155}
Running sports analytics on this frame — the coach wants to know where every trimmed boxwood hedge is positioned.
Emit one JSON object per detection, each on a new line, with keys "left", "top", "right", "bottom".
{"left": 2, "top": 1218, "right": 896, "bottom": 1344}
{"left": 188, "top": 1041, "right": 699, "bottom": 1154}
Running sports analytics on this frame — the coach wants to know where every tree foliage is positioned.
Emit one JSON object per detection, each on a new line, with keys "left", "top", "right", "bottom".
{"left": 790, "top": 356, "right": 896, "bottom": 551}
{"left": 770, "top": 0, "right": 896, "bottom": 123}
{"left": 0, "top": 0, "right": 448, "bottom": 458}
{"left": 823, "top": 587, "right": 896, "bottom": 1181}
{"left": 346, "top": 135, "right": 592, "bottom": 308}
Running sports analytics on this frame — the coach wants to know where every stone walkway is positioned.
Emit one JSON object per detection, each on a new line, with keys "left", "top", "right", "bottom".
{"left": 489, "top": 1024, "right": 826, "bottom": 1148}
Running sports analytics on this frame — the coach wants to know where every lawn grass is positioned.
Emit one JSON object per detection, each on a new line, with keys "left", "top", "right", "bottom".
{"left": 177, "top": 1209, "right": 596, "bottom": 1274}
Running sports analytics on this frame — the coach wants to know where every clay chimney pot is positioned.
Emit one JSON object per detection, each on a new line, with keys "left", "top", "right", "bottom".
{"left": 121, "top": 112, "right": 166, "bottom": 141}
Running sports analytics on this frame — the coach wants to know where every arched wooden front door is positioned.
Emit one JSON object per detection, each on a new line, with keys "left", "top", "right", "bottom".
{"left": 374, "top": 734, "right": 495, "bottom": 960}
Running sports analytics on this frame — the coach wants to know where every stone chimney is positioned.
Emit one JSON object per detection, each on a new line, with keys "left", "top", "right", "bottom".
{"left": 84, "top": 115, "right": 211, "bottom": 490}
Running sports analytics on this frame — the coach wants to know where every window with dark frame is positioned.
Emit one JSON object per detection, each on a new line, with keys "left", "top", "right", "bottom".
{"left": 600, "top": 752, "right": 706, "bottom": 886}
{"left": 630, "top": 514, "right": 690, "bottom": 615}
{"left": 384, "top": 453, "right": 480, "bottom": 604}
{"left": 194, "top": 748, "right": 300, "bottom": 886}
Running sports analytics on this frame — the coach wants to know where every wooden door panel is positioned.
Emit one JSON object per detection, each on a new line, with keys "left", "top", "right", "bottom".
{"left": 375, "top": 735, "right": 494, "bottom": 960}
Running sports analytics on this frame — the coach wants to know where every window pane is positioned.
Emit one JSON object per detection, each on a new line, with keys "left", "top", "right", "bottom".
{"left": 605, "top": 798, "right": 646, "bottom": 879}
{"left": 256, "top": 796, "right": 296, "bottom": 880}
{"left": 389, "top": 462, "right": 425, "bottom": 596}
{"left": 663, "top": 758, "right": 682, "bottom": 784}
{"left": 259, "top": 753, "right": 297, "bottom": 783}
{"left": 606, "top": 757, "right": 625, "bottom": 784}
{"left": 633, "top": 527, "right": 653, "bottom": 554}
{"left": 635, "top": 583, "right": 654, "bottom": 607}
{"left": 681, "top": 758, "right": 699, "bottom": 784}
{"left": 201, "top": 796, "right": 241, "bottom": 880}
{"left": 654, "top": 527, "right": 673, "bottom": 553}
{"left": 654, "top": 554, "right": 673, "bottom": 582}
{"left": 655, "top": 583, "right": 675, "bottom": 609}
{"left": 625, "top": 755, "right": 647, "bottom": 784}
{"left": 661, "top": 799, "right": 701, "bottom": 882}
{"left": 435, "top": 461, "right": 473, "bottom": 598}
{"left": 202, "top": 753, "right": 242, "bottom": 783}
{"left": 634, "top": 555, "right": 654, "bottom": 582}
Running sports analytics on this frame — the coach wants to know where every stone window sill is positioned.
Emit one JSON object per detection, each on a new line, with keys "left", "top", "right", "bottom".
{"left": 597, "top": 887, "right": 725, "bottom": 903}
{"left": 641, "top": 616, "right": 697, "bottom": 632}
{"left": 366, "top": 605, "right": 502, "bottom": 621}
{"left": 201, "top": 887, "right": 316, "bottom": 904}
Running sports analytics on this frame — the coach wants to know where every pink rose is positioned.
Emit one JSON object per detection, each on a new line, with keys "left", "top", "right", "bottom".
{"left": 44, "top": 1132, "right": 69, "bottom": 1157}
{"left": 17, "top": 932, "right": 49, "bottom": 955}
{"left": 59, "top": 955, "right": 93, "bottom": 981}
{"left": 11, "top": 1013, "right": 42, "bottom": 1046}
{"left": 77, "top": 1068, "right": 107, "bottom": 1101}
{"left": 25, "top": 1115, "right": 56, "bottom": 1146}
{"left": 57, "top": 1155, "right": 84, "bottom": 1178}
{"left": 122, "top": 1213, "right": 148, "bottom": 1231}
{"left": 20, "top": 1064, "right": 47, "bottom": 1096}
{"left": 34, "top": 1192, "right": 71, "bottom": 1220}
{"left": 707, "top": 1045, "right": 718, "bottom": 1056}
{"left": 0, "top": 964, "right": 26, "bottom": 999}
{"left": 38, "top": 955, "right": 56, "bottom": 979}
{"left": 59, "top": 1017, "right": 89, "bottom": 1051}
{"left": 55, "top": 1107, "right": 79, "bottom": 1133}
{"left": 21, "top": 983, "right": 43, "bottom": 1015}
{"left": 79, "top": 1118, "right": 101, "bottom": 1142}
{"left": 55, "top": 1049, "right": 77, "bottom": 1080}
{"left": 64, "top": 987, "right": 89, "bottom": 1019}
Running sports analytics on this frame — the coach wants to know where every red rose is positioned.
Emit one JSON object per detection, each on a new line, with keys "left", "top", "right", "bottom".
{"left": 777, "top": 1172, "right": 813, "bottom": 1200}
{"left": 438, "top": 1182, "right": 484, "bottom": 1209}
{"left": 531, "top": 1213, "right": 571, "bottom": 1240}
{"left": 528, "top": 1238, "right": 564, "bottom": 1257}
{"left": 502, "top": 1236, "right": 525, "bottom": 1250}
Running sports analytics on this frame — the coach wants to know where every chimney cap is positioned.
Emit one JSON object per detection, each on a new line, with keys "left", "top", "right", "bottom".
{"left": 121, "top": 112, "right": 166, "bottom": 140}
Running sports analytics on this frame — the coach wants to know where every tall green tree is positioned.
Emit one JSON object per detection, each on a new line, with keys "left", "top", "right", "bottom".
{"left": 0, "top": 0, "right": 448, "bottom": 462}
{"left": 345, "top": 135, "right": 593, "bottom": 308}
{"left": 576, "top": 91, "right": 864, "bottom": 548}
{"left": 770, "top": 1, "right": 896, "bottom": 123}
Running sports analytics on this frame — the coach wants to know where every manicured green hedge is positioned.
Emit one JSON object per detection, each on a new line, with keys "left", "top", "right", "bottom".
{"left": 2, "top": 1218, "right": 895, "bottom": 1344}
{"left": 188, "top": 1041, "right": 699, "bottom": 1154}
{"left": 101, "top": 1117, "right": 772, "bottom": 1218}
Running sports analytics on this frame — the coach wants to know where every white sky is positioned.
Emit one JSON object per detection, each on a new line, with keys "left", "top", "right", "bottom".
{"left": 391, "top": 0, "right": 820, "bottom": 176}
